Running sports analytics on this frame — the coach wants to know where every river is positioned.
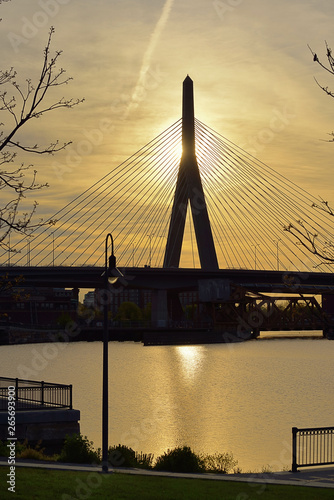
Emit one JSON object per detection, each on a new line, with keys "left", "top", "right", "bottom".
{"left": 1, "top": 331, "right": 333, "bottom": 472}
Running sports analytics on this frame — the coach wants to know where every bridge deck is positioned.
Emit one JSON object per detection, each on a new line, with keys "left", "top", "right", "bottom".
{"left": 1, "top": 266, "right": 333, "bottom": 293}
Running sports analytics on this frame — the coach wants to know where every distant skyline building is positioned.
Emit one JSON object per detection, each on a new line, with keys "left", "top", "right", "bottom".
{"left": 0, "top": 287, "right": 78, "bottom": 327}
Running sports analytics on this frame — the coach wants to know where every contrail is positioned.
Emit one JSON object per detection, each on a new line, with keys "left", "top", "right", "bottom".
{"left": 124, "top": 0, "right": 175, "bottom": 117}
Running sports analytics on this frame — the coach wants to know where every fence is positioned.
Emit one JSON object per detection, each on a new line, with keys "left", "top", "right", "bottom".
{"left": 0, "top": 376, "right": 72, "bottom": 410}
{"left": 292, "top": 426, "right": 334, "bottom": 472}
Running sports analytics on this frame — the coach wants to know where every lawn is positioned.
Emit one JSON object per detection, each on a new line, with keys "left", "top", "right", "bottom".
{"left": 0, "top": 466, "right": 333, "bottom": 500}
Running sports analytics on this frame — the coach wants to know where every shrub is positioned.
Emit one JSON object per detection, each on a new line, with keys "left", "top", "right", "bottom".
{"left": 135, "top": 451, "right": 155, "bottom": 469}
{"left": 201, "top": 452, "right": 238, "bottom": 474}
{"left": 1, "top": 439, "right": 58, "bottom": 461}
{"left": 58, "top": 433, "right": 101, "bottom": 464}
{"left": 17, "top": 444, "right": 57, "bottom": 461}
{"left": 154, "top": 446, "right": 203, "bottom": 473}
{"left": 1, "top": 439, "right": 35, "bottom": 458}
{"left": 108, "top": 444, "right": 154, "bottom": 469}
{"left": 0, "top": 440, "right": 8, "bottom": 456}
{"left": 108, "top": 444, "right": 136, "bottom": 467}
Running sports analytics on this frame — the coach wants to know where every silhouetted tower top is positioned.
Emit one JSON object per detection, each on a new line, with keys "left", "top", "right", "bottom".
{"left": 163, "top": 76, "right": 219, "bottom": 270}
{"left": 182, "top": 75, "right": 196, "bottom": 157}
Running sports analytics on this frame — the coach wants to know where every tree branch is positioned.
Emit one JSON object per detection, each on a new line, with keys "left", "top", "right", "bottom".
{"left": 284, "top": 217, "right": 334, "bottom": 265}
{"left": 0, "top": 27, "right": 84, "bottom": 154}
{"left": 0, "top": 26, "right": 83, "bottom": 249}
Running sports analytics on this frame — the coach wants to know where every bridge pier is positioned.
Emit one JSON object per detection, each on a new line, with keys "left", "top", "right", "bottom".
{"left": 151, "top": 290, "right": 187, "bottom": 329}
{"left": 151, "top": 290, "right": 169, "bottom": 328}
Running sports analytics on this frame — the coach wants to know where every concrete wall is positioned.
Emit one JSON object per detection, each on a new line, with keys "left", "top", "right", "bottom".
{"left": 0, "top": 409, "right": 80, "bottom": 454}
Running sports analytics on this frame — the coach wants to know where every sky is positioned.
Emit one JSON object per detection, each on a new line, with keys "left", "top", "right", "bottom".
{"left": 1, "top": 0, "right": 334, "bottom": 268}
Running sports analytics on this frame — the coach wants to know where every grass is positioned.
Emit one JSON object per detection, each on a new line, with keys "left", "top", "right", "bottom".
{"left": 0, "top": 466, "right": 334, "bottom": 500}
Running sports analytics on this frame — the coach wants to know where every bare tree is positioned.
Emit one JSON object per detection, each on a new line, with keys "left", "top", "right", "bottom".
{"left": 283, "top": 44, "right": 334, "bottom": 264}
{"left": 308, "top": 41, "right": 334, "bottom": 141}
{"left": 0, "top": 26, "right": 84, "bottom": 251}
{"left": 284, "top": 199, "right": 334, "bottom": 265}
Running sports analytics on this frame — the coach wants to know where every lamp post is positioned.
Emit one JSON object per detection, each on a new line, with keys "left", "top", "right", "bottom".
{"left": 52, "top": 232, "right": 55, "bottom": 267}
{"left": 102, "top": 234, "right": 111, "bottom": 473}
{"left": 273, "top": 239, "right": 281, "bottom": 270}
{"left": 133, "top": 241, "right": 136, "bottom": 267}
{"left": 251, "top": 243, "right": 260, "bottom": 270}
{"left": 8, "top": 234, "right": 10, "bottom": 267}
{"left": 146, "top": 234, "right": 152, "bottom": 267}
{"left": 102, "top": 233, "right": 123, "bottom": 473}
{"left": 27, "top": 239, "right": 31, "bottom": 266}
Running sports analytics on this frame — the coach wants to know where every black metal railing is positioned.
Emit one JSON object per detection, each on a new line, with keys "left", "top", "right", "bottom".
{"left": 0, "top": 376, "right": 72, "bottom": 411}
{"left": 292, "top": 426, "right": 334, "bottom": 472}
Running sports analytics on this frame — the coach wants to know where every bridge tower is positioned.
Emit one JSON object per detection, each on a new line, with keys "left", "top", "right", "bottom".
{"left": 163, "top": 76, "right": 219, "bottom": 270}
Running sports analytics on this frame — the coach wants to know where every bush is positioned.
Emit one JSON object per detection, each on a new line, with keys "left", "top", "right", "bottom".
{"left": 0, "top": 440, "right": 8, "bottom": 456}
{"left": 108, "top": 444, "right": 154, "bottom": 469}
{"left": 17, "top": 441, "right": 57, "bottom": 461}
{"left": 135, "top": 451, "right": 155, "bottom": 469}
{"left": 201, "top": 452, "right": 238, "bottom": 474}
{"left": 154, "top": 446, "right": 203, "bottom": 473}
{"left": 58, "top": 433, "right": 101, "bottom": 464}
{"left": 0, "top": 439, "right": 57, "bottom": 461}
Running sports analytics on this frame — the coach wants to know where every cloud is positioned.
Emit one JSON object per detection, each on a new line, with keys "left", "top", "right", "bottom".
{"left": 124, "top": 0, "right": 175, "bottom": 119}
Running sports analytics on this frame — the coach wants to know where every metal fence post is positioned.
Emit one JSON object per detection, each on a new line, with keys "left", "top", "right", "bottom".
{"left": 41, "top": 381, "right": 44, "bottom": 406}
{"left": 69, "top": 384, "right": 72, "bottom": 410}
{"left": 292, "top": 427, "right": 298, "bottom": 472}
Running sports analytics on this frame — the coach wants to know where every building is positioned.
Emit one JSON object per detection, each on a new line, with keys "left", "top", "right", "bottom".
{"left": 0, "top": 287, "right": 79, "bottom": 327}
{"left": 98, "top": 287, "right": 152, "bottom": 316}
{"left": 83, "top": 291, "right": 95, "bottom": 308}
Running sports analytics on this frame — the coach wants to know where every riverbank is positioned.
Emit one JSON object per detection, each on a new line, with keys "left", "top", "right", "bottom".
{"left": 0, "top": 325, "right": 145, "bottom": 345}
{"left": 0, "top": 325, "right": 256, "bottom": 345}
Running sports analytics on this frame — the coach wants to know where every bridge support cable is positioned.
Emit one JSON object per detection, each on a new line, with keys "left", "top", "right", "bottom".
{"left": 201, "top": 119, "right": 334, "bottom": 240}
{"left": 6, "top": 120, "right": 183, "bottom": 268}
{"left": 116, "top": 162, "right": 179, "bottom": 267}
{"left": 88, "top": 138, "right": 181, "bottom": 267}
{"left": 196, "top": 125, "right": 289, "bottom": 269}
{"left": 195, "top": 133, "right": 256, "bottom": 268}
{"left": 193, "top": 118, "right": 334, "bottom": 271}
{"left": 9, "top": 118, "right": 182, "bottom": 265}
{"left": 61, "top": 120, "right": 182, "bottom": 267}
{"left": 195, "top": 124, "right": 284, "bottom": 268}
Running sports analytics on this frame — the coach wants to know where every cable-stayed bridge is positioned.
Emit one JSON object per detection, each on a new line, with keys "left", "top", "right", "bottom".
{"left": 2, "top": 78, "right": 334, "bottom": 272}
{"left": 1, "top": 77, "right": 334, "bottom": 339}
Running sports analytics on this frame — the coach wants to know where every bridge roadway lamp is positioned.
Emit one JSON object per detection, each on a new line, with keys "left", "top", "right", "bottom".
{"left": 101, "top": 233, "right": 123, "bottom": 473}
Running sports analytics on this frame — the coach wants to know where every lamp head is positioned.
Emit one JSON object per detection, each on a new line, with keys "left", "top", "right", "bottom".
{"left": 109, "top": 254, "right": 116, "bottom": 269}
{"left": 103, "top": 254, "right": 124, "bottom": 285}
{"left": 102, "top": 232, "right": 124, "bottom": 285}
{"left": 108, "top": 268, "right": 124, "bottom": 285}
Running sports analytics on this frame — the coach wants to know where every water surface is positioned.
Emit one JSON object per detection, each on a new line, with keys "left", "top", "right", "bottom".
{"left": 0, "top": 331, "right": 332, "bottom": 471}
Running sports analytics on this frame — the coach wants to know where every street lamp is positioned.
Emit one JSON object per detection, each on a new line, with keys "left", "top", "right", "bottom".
{"left": 273, "top": 239, "right": 281, "bottom": 270}
{"left": 7, "top": 234, "right": 10, "bottom": 267}
{"left": 146, "top": 234, "right": 152, "bottom": 267}
{"left": 27, "top": 239, "right": 31, "bottom": 267}
{"left": 251, "top": 243, "right": 260, "bottom": 270}
{"left": 101, "top": 233, "right": 123, "bottom": 473}
{"left": 52, "top": 232, "right": 55, "bottom": 267}
{"left": 132, "top": 241, "right": 136, "bottom": 267}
